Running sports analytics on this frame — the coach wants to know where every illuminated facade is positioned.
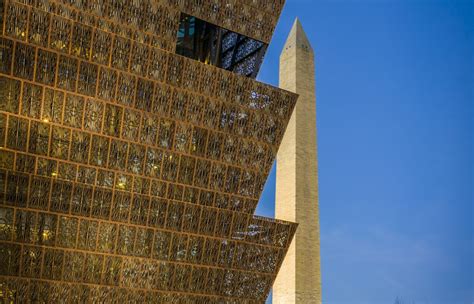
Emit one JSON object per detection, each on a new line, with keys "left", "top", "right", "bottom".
{"left": 0, "top": 0, "right": 297, "bottom": 303}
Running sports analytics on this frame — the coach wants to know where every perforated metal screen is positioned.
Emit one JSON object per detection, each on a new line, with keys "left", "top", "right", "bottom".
{"left": 0, "top": 0, "right": 297, "bottom": 303}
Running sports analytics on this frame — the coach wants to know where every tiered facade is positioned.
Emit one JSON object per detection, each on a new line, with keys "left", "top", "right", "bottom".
{"left": 0, "top": 0, "right": 298, "bottom": 303}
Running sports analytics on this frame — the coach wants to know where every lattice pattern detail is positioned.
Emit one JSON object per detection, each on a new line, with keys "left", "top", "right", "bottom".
{"left": 0, "top": 34, "right": 296, "bottom": 212}
{"left": 44, "top": 0, "right": 284, "bottom": 45}
{"left": 0, "top": 0, "right": 296, "bottom": 302}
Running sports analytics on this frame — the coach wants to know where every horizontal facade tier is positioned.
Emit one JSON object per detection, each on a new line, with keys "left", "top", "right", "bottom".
{"left": 0, "top": 33, "right": 297, "bottom": 213}
{"left": 19, "top": 0, "right": 286, "bottom": 46}
{"left": 0, "top": 168, "right": 296, "bottom": 251}
{"left": 0, "top": 276, "right": 267, "bottom": 304}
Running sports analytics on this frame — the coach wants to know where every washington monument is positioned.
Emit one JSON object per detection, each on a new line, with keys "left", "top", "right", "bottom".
{"left": 274, "top": 19, "right": 322, "bottom": 304}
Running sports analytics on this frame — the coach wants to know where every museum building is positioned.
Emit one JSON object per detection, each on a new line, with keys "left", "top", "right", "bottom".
{"left": 0, "top": 0, "right": 297, "bottom": 303}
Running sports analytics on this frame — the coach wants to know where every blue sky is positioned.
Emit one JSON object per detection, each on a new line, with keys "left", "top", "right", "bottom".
{"left": 254, "top": 0, "right": 473, "bottom": 303}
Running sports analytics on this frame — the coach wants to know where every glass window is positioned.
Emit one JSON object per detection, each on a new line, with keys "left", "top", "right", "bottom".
{"left": 176, "top": 14, "right": 267, "bottom": 78}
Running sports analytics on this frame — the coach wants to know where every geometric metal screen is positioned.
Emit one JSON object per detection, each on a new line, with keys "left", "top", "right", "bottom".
{"left": 0, "top": 0, "right": 298, "bottom": 303}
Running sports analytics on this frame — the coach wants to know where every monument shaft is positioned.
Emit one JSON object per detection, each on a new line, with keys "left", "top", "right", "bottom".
{"left": 274, "top": 19, "right": 322, "bottom": 304}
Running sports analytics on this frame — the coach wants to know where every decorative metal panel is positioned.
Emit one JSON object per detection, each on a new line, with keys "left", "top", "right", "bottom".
{"left": 0, "top": 0, "right": 296, "bottom": 303}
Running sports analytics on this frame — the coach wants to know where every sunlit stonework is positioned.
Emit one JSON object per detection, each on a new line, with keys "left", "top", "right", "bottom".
{"left": 0, "top": 0, "right": 297, "bottom": 303}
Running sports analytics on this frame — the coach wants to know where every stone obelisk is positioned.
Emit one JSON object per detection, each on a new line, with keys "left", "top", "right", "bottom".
{"left": 273, "top": 19, "right": 321, "bottom": 304}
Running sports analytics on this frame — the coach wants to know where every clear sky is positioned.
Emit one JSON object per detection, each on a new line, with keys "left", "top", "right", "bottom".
{"left": 254, "top": 0, "right": 473, "bottom": 303}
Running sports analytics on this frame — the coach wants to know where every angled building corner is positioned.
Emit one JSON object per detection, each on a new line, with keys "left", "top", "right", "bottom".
{"left": 274, "top": 19, "right": 322, "bottom": 304}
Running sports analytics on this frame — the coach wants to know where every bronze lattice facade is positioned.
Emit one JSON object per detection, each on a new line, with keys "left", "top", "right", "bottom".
{"left": 0, "top": 0, "right": 297, "bottom": 303}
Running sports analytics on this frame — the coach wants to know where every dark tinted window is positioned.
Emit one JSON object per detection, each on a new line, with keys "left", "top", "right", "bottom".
{"left": 176, "top": 14, "right": 267, "bottom": 78}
